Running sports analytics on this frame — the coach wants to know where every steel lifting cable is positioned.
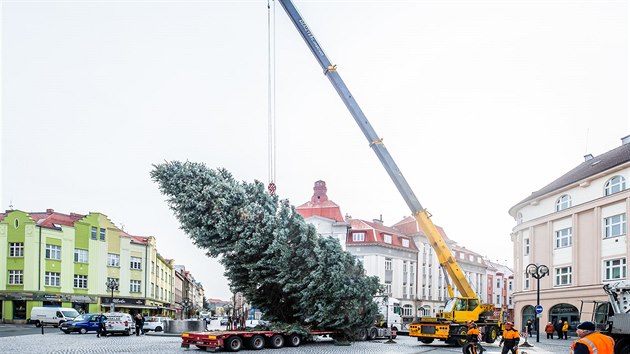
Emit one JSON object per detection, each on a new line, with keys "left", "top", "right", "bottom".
{"left": 267, "top": 0, "right": 277, "bottom": 196}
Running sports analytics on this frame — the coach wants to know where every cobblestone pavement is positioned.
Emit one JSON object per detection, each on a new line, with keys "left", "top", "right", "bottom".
{"left": 0, "top": 330, "right": 573, "bottom": 354}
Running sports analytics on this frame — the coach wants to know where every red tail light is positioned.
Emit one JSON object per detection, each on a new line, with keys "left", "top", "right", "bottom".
{"left": 124, "top": 321, "right": 128, "bottom": 326}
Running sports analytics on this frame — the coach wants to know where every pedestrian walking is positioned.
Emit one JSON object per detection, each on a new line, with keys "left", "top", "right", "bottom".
{"left": 96, "top": 313, "right": 106, "bottom": 338}
{"left": 570, "top": 321, "right": 614, "bottom": 354}
{"left": 562, "top": 320, "right": 569, "bottom": 339}
{"left": 526, "top": 319, "right": 533, "bottom": 337}
{"left": 545, "top": 321, "right": 555, "bottom": 339}
{"left": 500, "top": 321, "right": 520, "bottom": 354}
{"left": 134, "top": 313, "right": 144, "bottom": 336}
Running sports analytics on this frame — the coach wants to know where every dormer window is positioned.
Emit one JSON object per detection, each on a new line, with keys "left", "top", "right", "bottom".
{"left": 352, "top": 232, "right": 365, "bottom": 242}
{"left": 402, "top": 239, "right": 410, "bottom": 247}
{"left": 605, "top": 175, "right": 626, "bottom": 196}
{"left": 555, "top": 195, "right": 572, "bottom": 211}
{"left": 383, "top": 234, "right": 392, "bottom": 244}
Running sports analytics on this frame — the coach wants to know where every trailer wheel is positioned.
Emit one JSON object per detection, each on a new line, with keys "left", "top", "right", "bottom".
{"left": 368, "top": 328, "right": 378, "bottom": 340}
{"left": 249, "top": 335, "right": 265, "bottom": 350}
{"left": 35, "top": 321, "right": 42, "bottom": 328}
{"left": 419, "top": 338, "right": 434, "bottom": 344}
{"left": 285, "top": 333, "right": 301, "bottom": 347}
{"left": 355, "top": 328, "right": 368, "bottom": 341}
{"left": 484, "top": 326, "right": 498, "bottom": 343}
{"left": 267, "top": 334, "right": 284, "bottom": 349}
{"left": 226, "top": 336, "right": 243, "bottom": 352}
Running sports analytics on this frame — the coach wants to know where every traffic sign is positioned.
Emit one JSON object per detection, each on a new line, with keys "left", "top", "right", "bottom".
{"left": 535, "top": 305, "right": 543, "bottom": 314}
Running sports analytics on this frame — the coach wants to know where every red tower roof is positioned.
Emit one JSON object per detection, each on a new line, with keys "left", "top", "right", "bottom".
{"left": 296, "top": 180, "right": 345, "bottom": 222}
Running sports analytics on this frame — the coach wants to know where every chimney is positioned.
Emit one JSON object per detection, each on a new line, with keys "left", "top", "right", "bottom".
{"left": 622, "top": 135, "right": 630, "bottom": 145}
{"left": 584, "top": 154, "right": 593, "bottom": 161}
{"left": 46, "top": 208, "right": 54, "bottom": 214}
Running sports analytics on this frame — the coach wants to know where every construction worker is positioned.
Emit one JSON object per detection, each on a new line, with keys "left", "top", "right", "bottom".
{"left": 570, "top": 321, "right": 614, "bottom": 354}
{"left": 463, "top": 321, "right": 482, "bottom": 354}
{"left": 500, "top": 321, "right": 520, "bottom": 354}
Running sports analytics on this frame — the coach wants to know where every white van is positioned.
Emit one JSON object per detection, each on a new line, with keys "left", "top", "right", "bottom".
{"left": 104, "top": 312, "right": 135, "bottom": 336}
{"left": 30, "top": 307, "right": 80, "bottom": 327}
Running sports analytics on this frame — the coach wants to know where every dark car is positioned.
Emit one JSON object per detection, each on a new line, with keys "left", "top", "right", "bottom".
{"left": 60, "top": 314, "right": 100, "bottom": 334}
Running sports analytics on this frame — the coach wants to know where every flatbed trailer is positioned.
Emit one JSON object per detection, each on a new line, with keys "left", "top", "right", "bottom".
{"left": 181, "top": 329, "right": 338, "bottom": 352}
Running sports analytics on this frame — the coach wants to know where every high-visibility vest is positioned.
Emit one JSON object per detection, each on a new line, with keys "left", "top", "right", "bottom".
{"left": 570, "top": 332, "right": 614, "bottom": 354}
{"left": 467, "top": 327, "right": 480, "bottom": 342}
{"left": 502, "top": 328, "right": 520, "bottom": 346}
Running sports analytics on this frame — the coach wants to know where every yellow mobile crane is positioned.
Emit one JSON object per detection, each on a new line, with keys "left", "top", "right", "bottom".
{"left": 277, "top": 0, "right": 502, "bottom": 347}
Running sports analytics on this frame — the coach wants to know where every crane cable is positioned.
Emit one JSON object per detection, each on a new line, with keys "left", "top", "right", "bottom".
{"left": 267, "top": 0, "right": 277, "bottom": 196}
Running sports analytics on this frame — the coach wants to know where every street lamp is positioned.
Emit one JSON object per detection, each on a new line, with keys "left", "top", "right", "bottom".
{"left": 105, "top": 279, "right": 119, "bottom": 312}
{"left": 526, "top": 263, "right": 549, "bottom": 343}
{"left": 182, "top": 298, "right": 192, "bottom": 319}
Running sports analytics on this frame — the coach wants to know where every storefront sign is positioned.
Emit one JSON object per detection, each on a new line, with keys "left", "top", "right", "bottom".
{"left": 101, "top": 297, "right": 146, "bottom": 306}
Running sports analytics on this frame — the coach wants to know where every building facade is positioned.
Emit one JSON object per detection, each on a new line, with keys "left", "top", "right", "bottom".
{"left": 509, "top": 136, "right": 630, "bottom": 332}
{"left": 0, "top": 208, "right": 187, "bottom": 323}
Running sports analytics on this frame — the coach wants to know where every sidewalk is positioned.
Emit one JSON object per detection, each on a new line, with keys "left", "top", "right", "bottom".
{"left": 518, "top": 333, "right": 575, "bottom": 353}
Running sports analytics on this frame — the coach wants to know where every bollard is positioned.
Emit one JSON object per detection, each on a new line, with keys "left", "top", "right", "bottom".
{"left": 41, "top": 324, "right": 44, "bottom": 335}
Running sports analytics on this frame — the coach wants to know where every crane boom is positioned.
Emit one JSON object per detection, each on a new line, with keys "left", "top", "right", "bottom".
{"left": 278, "top": 0, "right": 476, "bottom": 298}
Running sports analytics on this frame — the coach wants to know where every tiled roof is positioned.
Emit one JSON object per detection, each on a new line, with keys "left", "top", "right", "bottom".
{"left": 347, "top": 219, "right": 419, "bottom": 252}
{"left": 30, "top": 209, "right": 85, "bottom": 229}
{"left": 391, "top": 215, "right": 451, "bottom": 241}
{"left": 295, "top": 180, "right": 344, "bottom": 222}
{"left": 516, "top": 141, "right": 630, "bottom": 206}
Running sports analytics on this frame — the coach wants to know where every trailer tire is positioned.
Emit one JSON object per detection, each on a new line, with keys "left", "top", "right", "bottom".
{"left": 285, "top": 333, "right": 301, "bottom": 347}
{"left": 355, "top": 328, "right": 368, "bottom": 341}
{"left": 267, "top": 334, "right": 284, "bottom": 349}
{"left": 368, "top": 328, "right": 378, "bottom": 340}
{"left": 226, "top": 336, "right": 243, "bottom": 352}
{"left": 249, "top": 335, "right": 265, "bottom": 350}
{"left": 484, "top": 326, "right": 498, "bottom": 343}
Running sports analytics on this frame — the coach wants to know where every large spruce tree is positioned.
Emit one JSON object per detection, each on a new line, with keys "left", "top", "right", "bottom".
{"left": 151, "top": 161, "right": 381, "bottom": 334}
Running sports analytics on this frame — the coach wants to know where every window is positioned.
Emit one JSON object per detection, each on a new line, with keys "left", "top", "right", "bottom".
{"left": 556, "top": 195, "right": 572, "bottom": 211}
{"left": 130, "top": 257, "right": 142, "bottom": 270}
{"left": 8, "top": 270, "right": 23, "bottom": 285}
{"left": 352, "top": 232, "right": 365, "bottom": 242}
{"left": 99, "top": 228, "right": 106, "bottom": 241}
{"left": 402, "top": 239, "right": 410, "bottom": 247}
{"left": 9, "top": 243, "right": 24, "bottom": 257}
{"left": 555, "top": 266, "right": 572, "bottom": 286}
{"left": 74, "top": 274, "right": 88, "bottom": 288}
{"left": 605, "top": 214, "right": 627, "bottom": 238}
{"left": 45, "top": 272, "right": 61, "bottom": 287}
{"left": 605, "top": 175, "right": 626, "bottom": 195}
{"left": 130, "top": 280, "right": 142, "bottom": 293}
{"left": 524, "top": 238, "right": 530, "bottom": 256}
{"left": 91, "top": 226, "right": 97, "bottom": 240}
{"left": 604, "top": 258, "right": 626, "bottom": 281}
{"left": 383, "top": 234, "right": 392, "bottom": 244}
{"left": 74, "top": 249, "right": 88, "bottom": 263}
{"left": 385, "top": 258, "right": 392, "bottom": 271}
{"left": 45, "top": 244, "right": 61, "bottom": 260}
{"left": 524, "top": 273, "right": 530, "bottom": 290}
{"left": 496, "top": 295, "right": 500, "bottom": 304}
{"left": 384, "top": 282, "right": 392, "bottom": 295}
{"left": 496, "top": 278, "right": 501, "bottom": 288}
{"left": 107, "top": 253, "right": 120, "bottom": 267}
{"left": 555, "top": 228, "right": 572, "bottom": 248}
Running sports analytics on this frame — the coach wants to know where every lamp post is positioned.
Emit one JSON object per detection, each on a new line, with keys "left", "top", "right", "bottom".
{"left": 105, "top": 279, "right": 119, "bottom": 312}
{"left": 526, "top": 263, "right": 549, "bottom": 343}
{"left": 182, "top": 298, "right": 192, "bottom": 319}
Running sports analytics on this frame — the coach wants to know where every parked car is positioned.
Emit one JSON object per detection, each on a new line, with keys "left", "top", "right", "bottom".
{"left": 30, "top": 307, "right": 80, "bottom": 327}
{"left": 220, "top": 318, "right": 229, "bottom": 326}
{"left": 104, "top": 312, "right": 135, "bottom": 336}
{"left": 60, "top": 314, "right": 100, "bottom": 334}
{"left": 143, "top": 316, "right": 170, "bottom": 332}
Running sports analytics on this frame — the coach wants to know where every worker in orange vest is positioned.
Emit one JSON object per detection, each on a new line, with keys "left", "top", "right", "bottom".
{"left": 570, "top": 321, "right": 614, "bottom": 354}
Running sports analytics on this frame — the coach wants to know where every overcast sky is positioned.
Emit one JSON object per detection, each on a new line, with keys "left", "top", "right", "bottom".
{"left": 2, "top": 0, "right": 628, "bottom": 301}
